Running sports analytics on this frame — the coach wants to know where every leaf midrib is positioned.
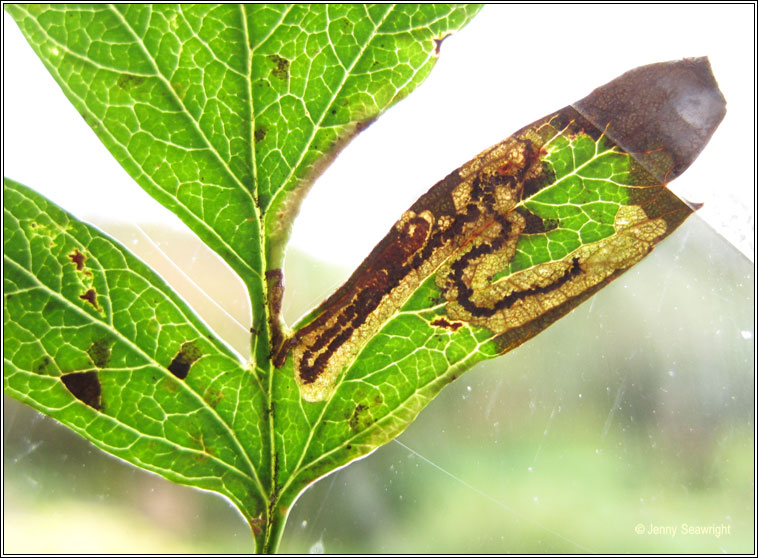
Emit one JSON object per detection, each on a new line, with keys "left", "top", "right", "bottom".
{"left": 108, "top": 5, "right": 253, "bottom": 199}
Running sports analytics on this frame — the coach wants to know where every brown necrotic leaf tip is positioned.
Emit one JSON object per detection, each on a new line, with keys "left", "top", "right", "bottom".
{"left": 572, "top": 57, "right": 726, "bottom": 184}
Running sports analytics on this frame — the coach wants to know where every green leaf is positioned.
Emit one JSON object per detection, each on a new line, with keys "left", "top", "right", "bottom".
{"left": 4, "top": 4, "right": 750, "bottom": 553}
{"left": 4, "top": 4, "right": 482, "bottom": 552}
{"left": 270, "top": 59, "right": 727, "bottom": 510}
{"left": 5, "top": 3, "right": 481, "bottom": 284}
{"left": 2, "top": 3, "right": 734, "bottom": 554}
{"left": 4, "top": 177, "right": 269, "bottom": 528}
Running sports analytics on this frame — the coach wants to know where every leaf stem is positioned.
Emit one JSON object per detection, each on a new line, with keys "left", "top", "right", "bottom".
{"left": 260, "top": 503, "right": 288, "bottom": 554}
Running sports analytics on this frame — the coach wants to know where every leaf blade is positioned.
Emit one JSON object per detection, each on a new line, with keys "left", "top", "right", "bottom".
{"left": 3, "top": 178, "right": 269, "bottom": 525}
{"left": 5, "top": 4, "right": 482, "bottom": 287}
{"left": 272, "top": 58, "right": 726, "bottom": 507}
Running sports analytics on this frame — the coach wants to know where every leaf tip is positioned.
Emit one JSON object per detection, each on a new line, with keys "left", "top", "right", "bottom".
{"left": 573, "top": 57, "right": 726, "bottom": 184}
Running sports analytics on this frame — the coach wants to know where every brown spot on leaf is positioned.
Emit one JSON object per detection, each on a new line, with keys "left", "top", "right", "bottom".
{"left": 87, "top": 338, "right": 111, "bottom": 368}
{"left": 117, "top": 74, "right": 146, "bottom": 90}
{"left": 434, "top": 33, "right": 451, "bottom": 55}
{"left": 266, "top": 269, "right": 287, "bottom": 363}
{"left": 79, "top": 289, "right": 101, "bottom": 311}
{"left": 249, "top": 516, "right": 265, "bottom": 536}
{"left": 268, "top": 54, "right": 290, "bottom": 81}
{"left": 68, "top": 249, "right": 86, "bottom": 271}
{"left": 431, "top": 318, "right": 463, "bottom": 331}
{"left": 515, "top": 207, "right": 558, "bottom": 234}
{"left": 355, "top": 117, "right": 376, "bottom": 134}
{"left": 62, "top": 371, "right": 102, "bottom": 410}
{"left": 348, "top": 404, "right": 367, "bottom": 431}
{"left": 497, "top": 161, "right": 518, "bottom": 176}
{"left": 167, "top": 341, "right": 203, "bottom": 379}
{"left": 254, "top": 127, "right": 266, "bottom": 143}
{"left": 35, "top": 356, "right": 53, "bottom": 374}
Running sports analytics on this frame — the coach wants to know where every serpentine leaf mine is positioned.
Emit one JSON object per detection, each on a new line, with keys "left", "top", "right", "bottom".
{"left": 276, "top": 58, "right": 726, "bottom": 402}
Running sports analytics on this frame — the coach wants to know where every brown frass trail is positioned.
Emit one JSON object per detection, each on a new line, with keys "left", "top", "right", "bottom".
{"left": 278, "top": 58, "right": 725, "bottom": 402}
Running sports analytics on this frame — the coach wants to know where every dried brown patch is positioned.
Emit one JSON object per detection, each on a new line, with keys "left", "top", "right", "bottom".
{"left": 62, "top": 371, "right": 102, "bottom": 410}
